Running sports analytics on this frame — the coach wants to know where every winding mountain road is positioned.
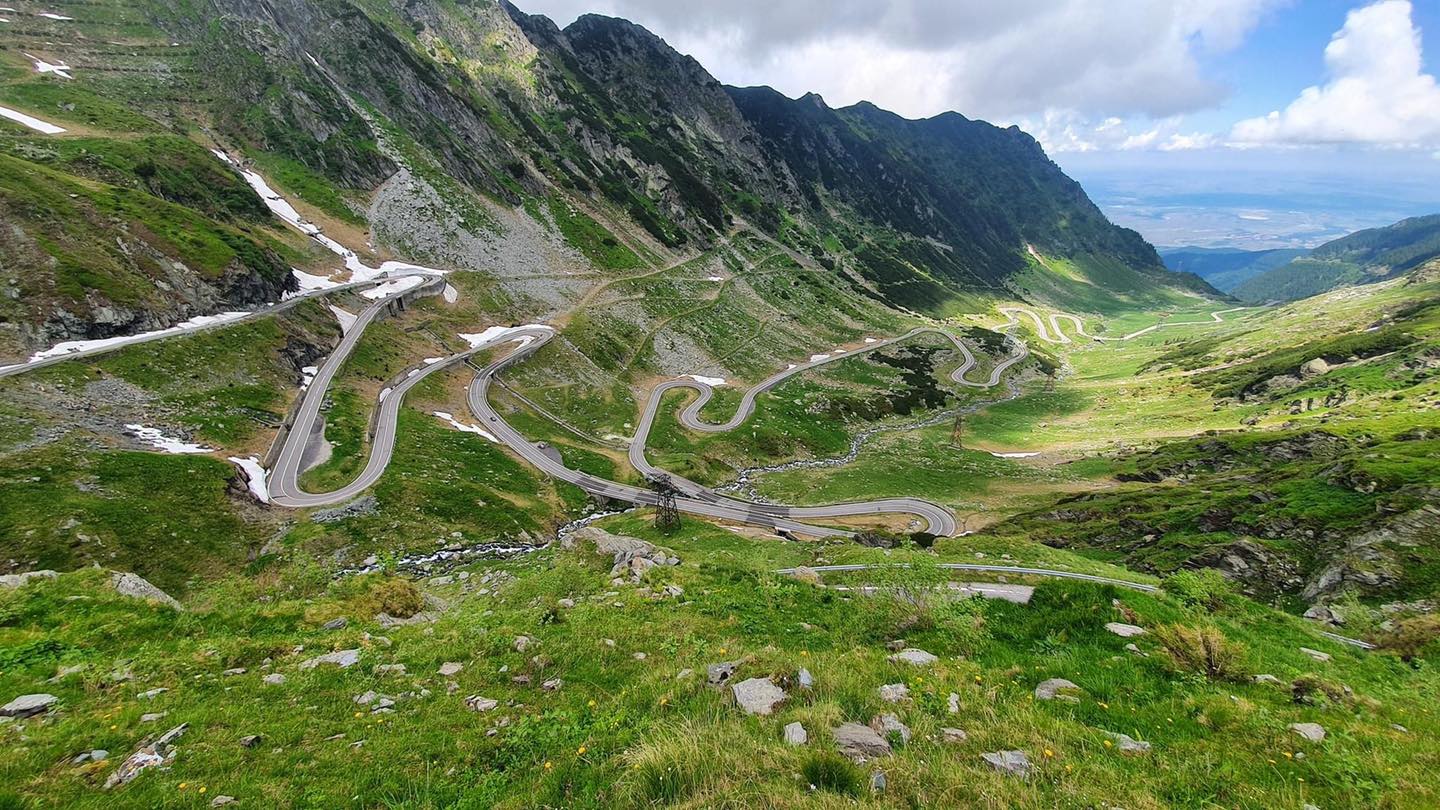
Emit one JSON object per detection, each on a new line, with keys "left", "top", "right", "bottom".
{"left": 998, "top": 306, "right": 1252, "bottom": 344}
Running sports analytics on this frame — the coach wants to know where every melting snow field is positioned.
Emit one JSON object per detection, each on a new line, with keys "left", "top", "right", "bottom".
{"left": 809, "top": 354, "right": 831, "bottom": 363}
{"left": 24, "top": 53, "right": 71, "bottom": 78}
{"left": 990, "top": 451, "right": 1041, "bottom": 459}
{"left": 290, "top": 269, "right": 341, "bottom": 293}
{"left": 685, "top": 374, "right": 727, "bottom": 386}
{"left": 126, "top": 425, "right": 212, "bottom": 455}
{"left": 433, "top": 411, "right": 499, "bottom": 443}
{"left": 328, "top": 305, "right": 358, "bottom": 334}
{"left": 458, "top": 325, "right": 552, "bottom": 350}
{"left": 360, "top": 276, "right": 426, "bottom": 300}
{"left": 300, "top": 365, "right": 319, "bottom": 388}
{"left": 38, "top": 12, "right": 74, "bottom": 21}
{"left": 0, "top": 104, "right": 65, "bottom": 134}
{"left": 13, "top": 312, "right": 250, "bottom": 365}
{"left": 228, "top": 457, "right": 271, "bottom": 503}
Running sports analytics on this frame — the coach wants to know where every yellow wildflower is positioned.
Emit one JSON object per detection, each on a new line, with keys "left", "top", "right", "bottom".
{"left": 544, "top": 761, "right": 553, "bottom": 770}
{"left": 577, "top": 746, "right": 587, "bottom": 755}
{"left": 1043, "top": 749, "right": 1054, "bottom": 758}
{"left": 1102, "top": 740, "right": 1112, "bottom": 748}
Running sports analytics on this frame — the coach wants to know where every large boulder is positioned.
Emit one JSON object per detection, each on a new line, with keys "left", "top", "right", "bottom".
{"left": 833, "top": 722, "right": 891, "bottom": 761}
{"left": 109, "top": 572, "right": 181, "bottom": 610}
{"left": 1035, "top": 678, "right": 1082, "bottom": 702}
{"left": 731, "top": 677, "right": 785, "bottom": 715}
{"left": 982, "top": 750, "right": 1031, "bottom": 778}
{"left": 1299, "top": 358, "right": 1331, "bottom": 379}
{"left": 560, "top": 526, "right": 678, "bottom": 582}
{"left": 2, "top": 693, "right": 58, "bottom": 718}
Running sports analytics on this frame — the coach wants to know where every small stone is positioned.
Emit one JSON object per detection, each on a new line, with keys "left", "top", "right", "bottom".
{"left": 878, "top": 683, "right": 910, "bottom": 703}
{"left": 981, "top": 750, "right": 1031, "bottom": 778}
{"left": 373, "top": 663, "right": 406, "bottom": 676}
{"left": 833, "top": 722, "right": 892, "bottom": 762}
{"left": 222, "top": 668, "right": 247, "bottom": 677}
{"left": 706, "top": 661, "right": 739, "bottom": 685}
{"left": 869, "top": 713, "right": 911, "bottom": 744}
{"left": 1035, "top": 678, "right": 1082, "bottom": 702}
{"left": 676, "top": 668, "right": 694, "bottom": 680}
{"left": 239, "top": 735, "right": 262, "bottom": 748}
{"left": 137, "top": 688, "right": 168, "bottom": 700}
{"left": 632, "top": 652, "right": 647, "bottom": 660}
{"left": 1289, "top": 722, "right": 1326, "bottom": 742}
{"left": 1253, "top": 674, "right": 1282, "bottom": 685}
{"left": 789, "top": 566, "right": 822, "bottom": 585}
{"left": 513, "top": 636, "right": 533, "bottom": 652}
{"left": 140, "top": 712, "right": 166, "bottom": 723}
{"left": 1124, "top": 643, "right": 1146, "bottom": 656}
{"left": 1103, "top": 731, "right": 1151, "bottom": 754}
{"left": 511, "top": 675, "right": 531, "bottom": 686}
{"left": 1, "top": 693, "right": 58, "bottom": 718}
{"left": 1392, "top": 723, "right": 1409, "bottom": 733}
{"left": 0, "top": 570, "right": 58, "bottom": 589}
{"left": 941, "top": 727, "right": 968, "bottom": 743}
{"left": 797, "top": 667, "right": 814, "bottom": 689}
{"left": 557, "top": 598, "right": 575, "bottom": 608}
{"left": 1299, "top": 647, "right": 1332, "bottom": 662}
{"left": 870, "top": 770, "right": 886, "bottom": 792}
{"left": 105, "top": 723, "right": 188, "bottom": 789}
{"left": 783, "top": 721, "right": 808, "bottom": 746}
{"left": 322, "top": 617, "right": 348, "bottom": 631}
{"left": 438, "top": 662, "right": 463, "bottom": 677}
{"left": 372, "top": 698, "right": 395, "bottom": 711}
{"left": 731, "top": 677, "right": 785, "bottom": 715}
{"left": 1105, "top": 622, "right": 1146, "bottom": 638}
{"left": 299, "top": 650, "right": 361, "bottom": 670}
{"left": 947, "top": 692, "right": 960, "bottom": 714}
{"left": 541, "top": 678, "right": 563, "bottom": 691}
{"left": 354, "top": 691, "right": 378, "bottom": 706}
{"left": 211, "top": 796, "right": 237, "bottom": 807}
{"left": 888, "top": 648, "right": 938, "bottom": 666}
{"left": 885, "top": 640, "right": 907, "bottom": 652}
{"left": 263, "top": 674, "right": 286, "bottom": 686}
{"left": 465, "top": 696, "right": 498, "bottom": 712}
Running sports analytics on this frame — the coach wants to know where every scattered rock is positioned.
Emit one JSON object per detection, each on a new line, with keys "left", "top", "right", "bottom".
{"left": 869, "top": 713, "right": 911, "bottom": 744}
{"left": 239, "top": 735, "right": 262, "bottom": 748}
{"left": 1124, "top": 643, "right": 1147, "bottom": 657}
{"left": 560, "top": 526, "right": 680, "bottom": 583}
{"left": 1035, "top": 678, "right": 1082, "bottom": 702}
{"left": 211, "top": 796, "right": 238, "bottom": 807}
{"left": 222, "top": 668, "right": 247, "bottom": 677}
{"left": 877, "top": 683, "right": 910, "bottom": 703}
{"left": 833, "top": 722, "right": 892, "bottom": 761}
{"left": 783, "top": 721, "right": 808, "bottom": 746}
{"left": 1253, "top": 674, "right": 1282, "bottom": 685}
{"left": 941, "top": 727, "right": 968, "bottom": 743}
{"left": 789, "top": 566, "right": 822, "bottom": 585}
{"left": 263, "top": 674, "right": 286, "bottom": 686}
{"left": 1392, "top": 723, "right": 1409, "bottom": 733}
{"left": 0, "top": 570, "right": 58, "bottom": 589}
{"left": 1299, "top": 358, "right": 1331, "bottom": 379}
{"left": 1105, "top": 622, "right": 1146, "bottom": 638}
{"left": 104, "top": 723, "right": 188, "bottom": 789}
{"left": 513, "top": 636, "right": 533, "bottom": 653}
{"left": 947, "top": 692, "right": 960, "bottom": 714}
{"left": 137, "top": 688, "right": 167, "bottom": 700}
{"left": 706, "top": 661, "right": 739, "bottom": 685}
{"left": 2, "top": 693, "right": 58, "bottom": 718}
{"left": 557, "top": 598, "right": 575, "bottom": 608}
{"left": 299, "top": 650, "right": 361, "bottom": 670}
{"left": 109, "top": 572, "right": 181, "bottom": 610}
{"left": 322, "top": 617, "right": 348, "bottom": 631}
{"left": 1289, "top": 722, "right": 1326, "bottom": 742}
{"left": 465, "top": 696, "right": 499, "bottom": 713}
{"left": 373, "top": 664, "right": 406, "bottom": 676}
{"left": 797, "top": 667, "right": 814, "bottom": 690}
{"left": 353, "top": 691, "right": 378, "bottom": 706}
{"left": 73, "top": 749, "right": 108, "bottom": 765}
{"left": 541, "top": 678, "right": 563, "bottom": 692}
{"left": 731, "top": 677, "right": 785, "bottom": 715}
{"left": 887, "top": 648, "right": 938, "bottom": 666}
{"left": 1103, "top": 731, "right": 1151, "bottom": 755}
{"left": 870, "top": 770, "right": 886, "bottom": 792}
{"left": 981, "top": 750, "right": 1031, "bottom": 779}
{"left": 884, "top": 640, "right": 908, "bottom": 652}
{"left": 438, "top": 662, "right": 464, "bottom": 677}
{"left": 1300, "top": 647, "right": 1332, "bottom": 662}
{"left": 140, "top": 713, "right": 166, "bottom": 723}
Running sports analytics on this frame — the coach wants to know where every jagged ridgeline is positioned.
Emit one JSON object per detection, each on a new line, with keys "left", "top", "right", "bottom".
{"left": 0, "top": 0, "right": 1213, "bottom": 359}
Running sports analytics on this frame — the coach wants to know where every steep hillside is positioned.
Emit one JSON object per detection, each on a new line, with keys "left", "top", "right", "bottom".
{"left": 1161, "top": 246, "right": 1310, "bottom": 292}
{"left": 1235, "top": 215, "right": 1440, "bottom": 302}
{"left": 0, "top": 0, "right": 1211, "bottom": 365}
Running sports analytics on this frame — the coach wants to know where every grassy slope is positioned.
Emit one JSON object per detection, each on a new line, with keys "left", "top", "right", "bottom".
{"left": 1, "top": 519, "right": 1435, "bottom": 808}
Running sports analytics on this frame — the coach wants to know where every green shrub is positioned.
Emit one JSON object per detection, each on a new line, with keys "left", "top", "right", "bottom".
{"left": 1376, "top": 614, "right": 1440, "bottom": 661}
{"left": 1154, "top": 623, "right": 1245, "bottom": 680}
{"left": 800, "top": 752, "right": 863, "bottom": 797}
{"left": 1162, "top": 569, "right": 1236, "bottom": 612}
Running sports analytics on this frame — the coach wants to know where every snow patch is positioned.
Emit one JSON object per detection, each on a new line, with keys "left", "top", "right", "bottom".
{"left": 706, "top": 275, "right": 724, "bottom": 282}
{"left": 300, "top": 365, "right": 318, "bottom": 388}
{"left": 422, "top": 357, "right": 444, "bottom": 365}
{"left": 685, "top": 374, "right": 726, "bottom": 386}
{"left": 442, "top": 283, "right": 459, "bottom": 303}
{"left": 328, "top": 305, "right": 357, "bottom": 334}
{"left": 809, "top": 354, "right": 831, "bottom": 363}
{"left": 125, "top": 424, "right": 212, "bottom": 455}
{"left": 787, "top": 363, "right": 797, "bottom": 370}
{"left": 228, "top": 457, "right": 271, "bottom": 503}
{"left": 378, "top": 387, "right": 392, "bottom": 403}
{"left": 433, "top": 411, "right": 499, "bottom": 443}
{"left": 990, "top": 451, "right": 1040, "bottom": 459}
{"left": 360, "top": 275, "right": 425, "bottom": 300}
{"left": 863, "top": 337, "right": 878, "bottom": 344}
{"left": 24, "top": 312, "right": 248, "bottom": 362}
{"left": 24, "top": 53, "right": 71, "bottom": 78}
{"left": 291, "top": 269, "right": 341, "bottom": 292}
{"left": 38, "top": 12, "right": 74, "bottom": 21}
{"left": 458, "top": 325, "right": 551, "bottom": 349}
{"left": 0, "top": 104, "right": 65, "bottom": 134}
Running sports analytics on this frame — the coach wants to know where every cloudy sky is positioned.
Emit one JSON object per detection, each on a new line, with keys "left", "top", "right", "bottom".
{"left": 519, "top": 0, "right": 1440, "bottom": 247}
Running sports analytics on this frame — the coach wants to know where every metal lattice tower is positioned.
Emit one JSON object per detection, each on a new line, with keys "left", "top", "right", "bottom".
{"left": 950, "top": 411, "right": 964, "bottom": 448}
{"left": 648, "top": 474, "right": 682, "bottom": 532}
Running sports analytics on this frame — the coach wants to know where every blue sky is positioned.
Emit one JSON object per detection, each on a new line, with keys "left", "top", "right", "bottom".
{"left": 522, "top": 0, "right": 1440, "bottom": 247}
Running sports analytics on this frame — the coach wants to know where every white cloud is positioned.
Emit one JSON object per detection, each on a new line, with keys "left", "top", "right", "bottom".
{"left": 1016, "top": 111, "right": 1217, "bottom": 154}
{"left": 1231, "top": 1, "right": 1440, "bottom": 147}
{"left": 520, "top": 0, "right": 1286, "bottom": 121}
